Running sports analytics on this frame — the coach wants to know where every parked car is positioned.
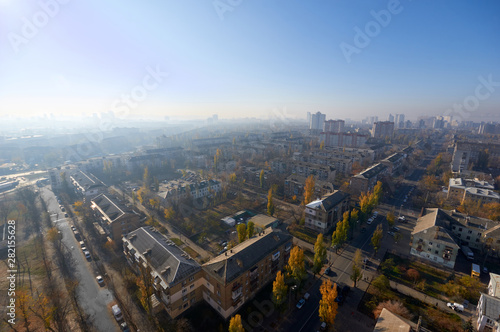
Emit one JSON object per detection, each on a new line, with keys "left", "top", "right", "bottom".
{"left": 64, "top": 213, "right": 68, "bottom": 218}
{"left": 398, "top": 216, "right": 406, "bottom": 222}
{"left": 296, "top": 299, "right": 306, "bottom": 309}
{"left": 447, "top": 302, "right": 464, "bottom": 312}
{"left": 367, "top": 218, "right": 373, "bottom": 225}
{"left": 112, "top": 304, "right": 123, "bottom": 321}
{"left": 120, "top": 322, "right": 130, "bottom": 332}
{"left": 96, "top": 275, "right": 104, "bottom": 286}
{"left": 387, "top": 231, "right": 395, "bottom": 236}
{"left": 325, "top": 267, "right": 331, "bottom": 275}
{"left": 84, "top": 251, "right": 91, "bottom": 260}
{"left": 391, "top": 226, "right": 400, "bottom": 232}
{"left": 320, "top": 322, "right": 327, "bottom": 331}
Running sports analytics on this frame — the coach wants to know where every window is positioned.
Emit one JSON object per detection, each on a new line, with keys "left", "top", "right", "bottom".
{"left": 182, "top": 288, "right": 187, "bottom": 294}
{"left": 468, "top": 230, "right": 472, "bottom": 234}
{"left": 429, "top": 242, "right": 433, "bottom": 246}
{"left": 189, "top": 276, "right": 195, "bottom": 281}
{"left": 452, "top": 226, "right": 456, "bottom": 230}
{"left": 427, "top": 248, "right": 431, "bottom": 252}
{"left": 476, "top": 238, "right": 480, "bottom": 242}
{"left": 183, "top": 296, "right": 188, "bottom": 302}
{"left": 217, "top": 291, "right": 221, "bottom": 296}
{"left": 466, "top": 236, "right": 470, "bottom": 240}
{"left": 459, "top": 228, "right": 463, "bottom": 232}
{"left": 435, "top": 250, "right": 438, "bottom": 254}
{"left": 183, "top": 303, "right": 188, "bottom": 309}
{"left": 190, "top": 284, "right": 194, "bottom": 289}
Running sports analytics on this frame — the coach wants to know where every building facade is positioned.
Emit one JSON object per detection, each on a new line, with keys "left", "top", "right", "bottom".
{"left": 304, "top": 190, "right": 350, "bottom": 233}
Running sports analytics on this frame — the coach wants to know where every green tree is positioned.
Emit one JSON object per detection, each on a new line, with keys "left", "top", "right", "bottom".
{"left": 237, "top": 223, "right": 246, "bottom": 243}
{"left": 267, "top": 189, "right": 275, "bottom": 216}
{"left": 371, "top": 224, "right": 383, "bottom": 254}
{"left": 272, "top": 271, "right": 288, "bottom": 312}
{"left": 246, "top": 221, "right": 255, "bottom": 238}
{"left": 259, "top": 169, "right": 265, "bottom": 188}
{"left": 313, "top": 234, "right": 327, "bottom": 275}
{"left": 386, "top": 211, "right": 395, "bottom": 227}
{"left": 351, "top": 265, "right": 362, "bottom": 287}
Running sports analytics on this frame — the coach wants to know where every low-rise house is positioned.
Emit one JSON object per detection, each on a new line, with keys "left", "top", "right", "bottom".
{"left": 410, "top": 209, "right": 459, "bottom": 269}
{"left": 476, "top": 293, "right": 500, "bottom": 332}
{"left": 304, "top": 190, "right": 350, "bottom": 234}
{"left": 448, "top": 178, "right": 499, "bottom": 205}
{"left": 91, "top": 194, "right": 142, "bottom": 242}
{"left": 123, "top": 227, "right": 203, "bottom": 318}
{"left": 159, "top": 179, "right": 221, "bottom": 204}
{"left": 202, "top": 228, "right": 292, "bottom": 319}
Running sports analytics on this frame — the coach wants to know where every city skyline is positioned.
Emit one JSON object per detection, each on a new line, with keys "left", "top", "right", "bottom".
{"left": 1, "top": 1, "right": 500, "bottom": 121}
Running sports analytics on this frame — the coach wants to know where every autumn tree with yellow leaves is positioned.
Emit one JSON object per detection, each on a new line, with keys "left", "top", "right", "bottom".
{"left": 303, "top": 175, "right": 315, "bottom": 205}
{"left": 319, "top": 279, "right": 338, "bottom": 327}
{"left": 272, "top": 271, "right": 288, "bottom": 312}
{"left": 228, "top": 314, "right": 245, "bottom": 332}
{"left": 286, "top": 246, "right": 306, "bottom": 286}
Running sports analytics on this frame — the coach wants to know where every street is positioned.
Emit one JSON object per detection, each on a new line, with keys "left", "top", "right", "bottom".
{"left": 40, "top": 187, "right": 119, "bottom": 332}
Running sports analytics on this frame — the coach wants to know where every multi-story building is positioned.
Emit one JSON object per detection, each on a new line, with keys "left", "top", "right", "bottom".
{"left": 69, "top": 169, "right": 106, "bottom": 198}
{"left": 371, "top": 121, "right": 394, "bottom": 139}
{"left": 450, "top": 141, "right": 500, "bottom": 173}
{"left": 447, "top": 178, "right": 495, "bottom": 203}
{"left": 380, "top": 152, "right": 404, "bottom": 176}
{"left": 310, "top": 112, "right": 326, "bottom": 131}
{"left": 304, "top": 190, "right": 350, "bottom": 233}
{"left": 290, "top": 162, "right": 336, "bottom": 182}
{"left": 284, "top": 174, "right": 334, "bottom": 200}
{"left": 323, "top": 120, "right": 344, "bottom": 133}
{"left": 487, "top": 273, "right": 500, "bottom": 298}
{"left": 350, "top": 163, "right": 388, "bottom": 196}
{"left": 290, "top": 151, "right": 353, "bottom": 175}
{"left": 90, "top": 194, "right": 142, "bottom": 242}
{"left": 463, "top": 187, "right": 500, "bottom": 206}
{"left": 443, "top": 210, "right": 499, "bottom": 251}
{"left": 320, "top": 132, "right": 368, "bottom": 148}
{"left": 395, "top": 114, "right": 405, "bottom": 129}
{"left": 158, "top": 179, "right": 222, "bottom": 204}
{"left": 122, "top": 227, "right": 203, "bottom": 318}
{"left": 410, "top": 209, "right": 459, "bottom": 269}
{"left": 476, "top": 293, "right": 500, "bottom": 332}
{"left": 202, "top": 229, "right": 292, "bottom": 319}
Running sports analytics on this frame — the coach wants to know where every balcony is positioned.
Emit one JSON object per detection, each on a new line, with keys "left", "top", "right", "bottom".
{"left": 232, "top": 285, "right": 243, "bottom": 301}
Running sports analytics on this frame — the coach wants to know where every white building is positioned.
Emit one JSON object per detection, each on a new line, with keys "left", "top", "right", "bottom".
{"left": 476, "top": 293, "right": 500, "bottom": 332}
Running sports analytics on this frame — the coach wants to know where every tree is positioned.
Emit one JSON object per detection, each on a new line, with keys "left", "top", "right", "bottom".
{"left": 313, "top": 234, "right": 327, "bottom": 275}
{"left": 373, "top": 300, "right": 411, "bottom": 320}
{"left": 350, "top": 265, "right": 362, "bottom": 287}
{"left": 247, "top": 221, "right": 255, "bottom": 238}
{"left": 228, "top": 314, "right": 244, "bottom": 332}
{"left": 272, "top": 271, "right": 288, "bottom": 312}
{"left": 331, "top": 228, "right": 341, "bottom": 253}
{"left": 318, "top": 279, "right": 338, "bottom": 326}
{"left": 287, "top": 246, "right": 306, "bottom": 286}
{"left": 463, "top": 318, "right": 474, "bottom": 332}
{"left": 351, "top": 209, "right": 359, "bottom": 224}
{"left": 386, "top": 211, "right": 395, "bottom": 227}
{"left": 372, "top": 181, "right": 383, "bottom": 205}
{"left": 164, "top": 207, "right": 175, "bottom": 221}
{"left": 372, "top": 275, "right": 390, "bottom": 296}
{"left": 320, "top": 141, "right": 325, "bottom": 150}
{"left": 341, "top": 211, "right": 350, "bottom": 242}
{"left": 371, "top": 224, "right": 383, "bottom": 254}
{"left": 303, "top": 175, "right": 315, "bottom": 205}
{"left": 267, "top": 189, "right": 275, "bottom": 216}
{"left": 353, "top": 248, "right": 362, "bottom": 268}
{"left": 237, "top": 223, "right": 246, "bottom": 243}
{"left": 143, "top": 166, "right": 152, "bottom": 188}
{"left": 259, "top": 169, "right": 265, "bottom": 188}
{"left": 406, "top": 268, "right": 420, "bottom": 285}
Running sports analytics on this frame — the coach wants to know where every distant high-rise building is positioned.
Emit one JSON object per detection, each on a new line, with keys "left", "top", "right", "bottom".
{"left": 212, "top": 114, "right": 218, "bottom": 121}
{"left": 371, "top": 121, "right": 394, "bottom": 139}
{"left": 433, "top": 116, "right": 444, "bottom": 129}
{"left": 388, "top": 114, "right": 394, "bottom": 122}
{"left": 307, "top": 112, "right": 311, "bottom": 124}
{"left": 395, "top": 114, "right": 405, "bottom": 128}
{"left": 323, "top": 119, "right": 345, "bottom": 133}
{"left": 310, "top": 112, "right": 326, "bottom": 131}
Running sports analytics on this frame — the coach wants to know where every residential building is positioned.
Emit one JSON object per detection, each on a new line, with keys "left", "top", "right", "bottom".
{"left": 450, "top": 141, "right": 500, "bottom": 173}
{"left": 373, "top": 308, "right": 429, "bottom": 332}
{"left": 320, "top": 132, "right": 368, "bottom": 148}
{"left": 289, "top": 162, "right": 336, "bottom": 182}
{"left": 443, "top": 210, "right": 499, "bottom": 251}
{"left": 284, "top": 174, "right": 334, "bottom": 200}
{"left": 371, "top": 121, "right": 394, "bottom": 139}
{"left": 69, "top": 169, "right": 106, "bottom": 198}
{"left": 323, "top": 119, "right": 344, "bottom": 133}
{"left": 488, "top": 273, "right": 500, "bottom": 298}
{"left": 90, "top": 194, "right": 142, "bottom": 242}
{"left": 410, "top": 209, "right": 459, "bottom": 269}
{"left": 448, "top": 178, "right": 498, "bottom": 205}
{"left": 380, "top": 152, "right": 404, "bottom": 176}
{"left": 304, "top": 190, "right": 350, "bottom": 233}
{"left": 122, "top": 227, "right": 203, "bottom": 318}
{"left": 158, "top": 179, "right": 222, "bottom": 204}
{"left": 395, "top": 114, "right": 405, "bottom": 129}
{"left": 476, "top": 293, "right": 500, "bottom": 332}
{"left": 350, "top": 163, "right": 388, "bottom": 196}
{"left": 202, "top": 228, "right": 292, "bottom": 319}
{"left": 310, "top": 112, "right": 326, "bottom": 131}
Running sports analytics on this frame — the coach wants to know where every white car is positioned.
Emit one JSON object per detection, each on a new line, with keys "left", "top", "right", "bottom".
{"left": 96, "top": 275, "right": 104, "bottom": 286}
{"left": 367, "top": 218, "right": 373, "bottom": 225}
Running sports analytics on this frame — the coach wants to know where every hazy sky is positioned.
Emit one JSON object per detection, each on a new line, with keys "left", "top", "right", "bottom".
{"left": 1, "top": 0, "right": 500, "bottom": 121}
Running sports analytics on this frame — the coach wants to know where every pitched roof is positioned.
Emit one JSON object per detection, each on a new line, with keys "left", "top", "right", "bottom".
{"left": 124, "top": 227, "right": 200, "bottom": 287}
{"left": 374, "top": 308, "right": 411, "bottom": 332}
{"left": 306, "top": 190, "right": 349, "bottom": 212}
{"left": 353, "top": 163, "right": 388, "bottom": 179}
{"left": 412, "top": 208, "right": 459, "bottom": 248}
{"left": 91, "top": 194, "right": 137, "bottom": 223}
{"left": 203, "top": 229, "right": 292, "bottom": 284}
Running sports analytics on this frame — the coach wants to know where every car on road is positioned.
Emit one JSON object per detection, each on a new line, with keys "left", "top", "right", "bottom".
{"left": 64, "top": 213, "right": 68, "bottom": 218}
{"left": 296, "top": 299, "right": 306, "bottom": 309}
{"left": 71, "top": 225, "right": 76, "bottom": 231}
{"left": 84, "top": 251, "right": 91, "bottom": 260}
{"left": 96, "top": 275, "right": 104, "bottom": 286}
{"left": 319, "top": 322, "right": 327, "bottom": 331}
{"left": 398, "top": 216, "right": 406, "bottom": 222}
{"left": 391, "top": 226, "right": 400, "bottom": 232}
{"left": 387, "top": 231, "right": 395, "bottom": 236}
{"left": 367, "top": 218, "right": 373, "bottom": 225}
{"left": 446, "top": 302, "right": 464, "bottom": 312}
{"left": 120, "top": 322, "right": 130, "bottom": 332}
{"left": 112, "top": 304, "right": 123, "bottom": 321}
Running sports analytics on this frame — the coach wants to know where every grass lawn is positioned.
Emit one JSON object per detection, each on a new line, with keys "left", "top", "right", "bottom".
{"left": 288, "top": 225, "right": 322, "bottom": 244}
{"left": 380, "top": 253, "right": 450, "bottom": 299}
{"left": 170, "top": 238, "right": 183, "bottom": 246}
{"left": 183, "top": 246, "right": 199, "bottom": 259}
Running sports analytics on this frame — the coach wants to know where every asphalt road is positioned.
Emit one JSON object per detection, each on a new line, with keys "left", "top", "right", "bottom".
{"left": 40, "top": 187, "right": 119, "bottom": 332}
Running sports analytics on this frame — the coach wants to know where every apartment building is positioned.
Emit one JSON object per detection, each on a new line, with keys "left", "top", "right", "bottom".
{"left": 476, "top": 293, "right": 500, "bottom": 332}
{"left": 320, "top": 132, "right": 368, "bottom": 148}
{"left": 380, "top": 152, "right": 404, "bottom": 176}
{"left": 292, "top": 151, "right": 353, "bottom": 175}
{"left": 371, "top": 121, "right": 394, "bottom": 139}
{"left": 488, "top": 273, "right": 500, "bottom": 298}
{"left": 450, "top": 141, "right": 500, "bottom": 173}
{"left": 284, "top": 174, "right": 334, "bottom": 200}
{"left": 448, "top": 178, "right": 499, "bottom": 205}
{"left": 202, "top": 229, "right": 292, "bottom": 319}
{"left": 350, "top": 163, "right": 388, "bottom": 196}
{"left": 158, "top": 179, "right": 222, "bottom": 204}
{"left": 304, "top": 190, "right": 350, "bottom": 233}
{"left": 410, "top": 209, "right": 459, "bottom": 269}
{"left": 289, "top": 162, "right": 336, "bottom": 182}
{"left": 122, "top": 227, "right": 203, "bottom": 318}
{"left": 90, "top": 194, "right": 142, "bottom": 242}
{"left": 69, "top": 169, "right": 106, "bottom": 198}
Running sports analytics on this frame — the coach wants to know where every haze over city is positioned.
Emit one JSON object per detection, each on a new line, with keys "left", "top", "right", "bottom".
{"left": 1, "top": 0, "right": 500, "bottom": 122}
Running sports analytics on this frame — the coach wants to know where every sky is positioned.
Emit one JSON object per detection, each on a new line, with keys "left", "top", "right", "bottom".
{"left": 1, "top": 0, "right": 500, "bottom": 122}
